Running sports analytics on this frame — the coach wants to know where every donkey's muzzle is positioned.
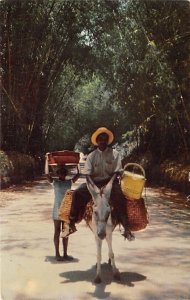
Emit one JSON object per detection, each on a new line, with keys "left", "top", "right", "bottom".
{"left": 97, "top": 230, "right": 106, "bottom": 240}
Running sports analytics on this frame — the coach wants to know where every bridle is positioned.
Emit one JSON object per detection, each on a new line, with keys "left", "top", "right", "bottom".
{"left": 93, "top": 187, "right": 111, "bottom": 224}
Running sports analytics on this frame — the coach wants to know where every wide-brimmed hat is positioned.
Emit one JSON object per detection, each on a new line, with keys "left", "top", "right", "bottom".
{"left": 91, "top": 127, "right": 114, "bottom": 145}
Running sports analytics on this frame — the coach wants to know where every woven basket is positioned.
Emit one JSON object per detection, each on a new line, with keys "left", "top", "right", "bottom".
{"left": 121, "top": 163, "right": 146, "bottom": 200}
{"left": 83, "top": 200, "right": 93, "bottom": 224}
{"left": 59, "top": 190, "right": 74, "bottom": 223}
{"left": 126, "top": 198, "right": 149, "bottom": 231}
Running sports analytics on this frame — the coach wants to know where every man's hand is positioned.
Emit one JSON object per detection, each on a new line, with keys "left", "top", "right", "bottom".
{"left": 114, "top": 169, "right": 124, "bottom": 177}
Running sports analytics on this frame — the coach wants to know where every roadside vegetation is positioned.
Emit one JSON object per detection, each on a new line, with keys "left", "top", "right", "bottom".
{"left": 1, "top": 0, "right": 190, "bottom": 192}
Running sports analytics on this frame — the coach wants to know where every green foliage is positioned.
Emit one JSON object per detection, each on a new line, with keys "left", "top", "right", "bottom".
{"left": 0, "top": 150, "right": 38, "bottom": 187}
{"left": 44, "top": 75, "right": 129, "bottom": 151}
{"left": 1, "top": 0, "right": 189, "bottom": 162}
{"left": 160, "top": 160, "right": 190, "bottom": 193}
{"left": 0, "top": 151, "right": 12, "bottom": 186}
{"left": 1, "top": 0, "right": 93, "bottom": 153}
{"left": 87, "top": 0, "right": 190, "bottom": 159}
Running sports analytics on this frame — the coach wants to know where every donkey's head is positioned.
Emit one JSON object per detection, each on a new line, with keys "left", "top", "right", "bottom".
{"left": 86, "top": 174, "right": 116, "bottom": 240}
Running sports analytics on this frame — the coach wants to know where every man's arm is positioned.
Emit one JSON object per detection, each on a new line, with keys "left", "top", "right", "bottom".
{"left": 83, "top": 152, "right": 93, "bottom": 176}
{"left": 112, "top": 149, "right": 124, "bottom": 177}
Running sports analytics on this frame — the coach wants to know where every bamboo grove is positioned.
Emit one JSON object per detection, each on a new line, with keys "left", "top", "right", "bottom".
{"left": 1, "top": 0, "right": 190, "bottom": 162}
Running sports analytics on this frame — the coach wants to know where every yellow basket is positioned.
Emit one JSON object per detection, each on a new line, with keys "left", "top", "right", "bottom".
{"left": 121, "top": 163, "right": 146, "bottom": 200}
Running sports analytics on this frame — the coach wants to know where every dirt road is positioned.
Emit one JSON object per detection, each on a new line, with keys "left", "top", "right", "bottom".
{"left": 0, "top": 178, "right": 190, "bottom": 300}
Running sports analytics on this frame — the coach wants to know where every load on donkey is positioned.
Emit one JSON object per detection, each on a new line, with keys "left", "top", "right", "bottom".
{"left": 55, "top": 128, "right": 148, "bottom": 239}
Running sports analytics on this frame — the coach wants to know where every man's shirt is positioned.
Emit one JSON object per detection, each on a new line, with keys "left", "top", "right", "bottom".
{"left": 84, "top": 147, "right": 122, "bottom": 181}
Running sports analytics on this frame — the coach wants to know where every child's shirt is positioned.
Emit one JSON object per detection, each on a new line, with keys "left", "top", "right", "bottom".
{"left": 52, "top": 179, "right": 72, "bottom": 220}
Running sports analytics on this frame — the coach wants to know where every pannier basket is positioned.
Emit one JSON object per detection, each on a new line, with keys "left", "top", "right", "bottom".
{"left": 59, "top": 190, "right": 74, "bottom": 223}
{"left": 121, "top": 163, "right": 146, "bottom": 200}
{"left": 126, "top": 197, "right": 149, "bottom": 231}
{"left": 59, "top": 190, "right": 85, "bottom": 224}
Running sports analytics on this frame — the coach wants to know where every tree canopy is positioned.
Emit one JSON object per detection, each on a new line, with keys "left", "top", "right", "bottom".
{"left": 1, "top": 0, "right": 190, "bottom": 162}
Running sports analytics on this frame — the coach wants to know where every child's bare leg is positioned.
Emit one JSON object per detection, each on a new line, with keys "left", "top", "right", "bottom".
{"left": 53, "top": 220, "right": 63, "bottom": 261}
{"left": 62, "top": 222, "right": 73, "bottom": 260}
{"left": 63, "top": 237, "right": 68, "bottom": 256}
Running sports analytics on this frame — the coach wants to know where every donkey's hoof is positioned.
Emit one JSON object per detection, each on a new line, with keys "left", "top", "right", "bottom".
{"left": 114, "top": 272, "right": 121, "bottom": 281}
{"left": 94, "top": 276, "right": 102, "bottom": 284}
{"left": 108, "top": 258, "right": 111, "bottom": 265}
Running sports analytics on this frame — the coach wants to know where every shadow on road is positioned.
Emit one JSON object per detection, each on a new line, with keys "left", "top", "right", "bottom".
{"left": 59, "top": 262, "right": 146, "bottom": 286}
{"left": 87, "top": 270, "right": 146, "bottom": 300}
{"left": 45, "top": 255, "right": 79, "bottom": 264}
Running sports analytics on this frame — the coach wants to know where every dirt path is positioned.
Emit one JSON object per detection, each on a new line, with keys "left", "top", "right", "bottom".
{"left": 0, "top": 178, "right": 190, "bottom": 300}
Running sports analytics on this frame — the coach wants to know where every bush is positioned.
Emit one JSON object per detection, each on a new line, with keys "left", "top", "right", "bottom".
{"left": 0, "top": 151, "right": 39, "bottom": 188}
{"left": 160, "top": 160, "right": 190, "bottom": 194}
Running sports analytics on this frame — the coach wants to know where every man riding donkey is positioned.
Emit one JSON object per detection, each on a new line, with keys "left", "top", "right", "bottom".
{"left": 69, "top": 127, "right": 135, "bottom": 241}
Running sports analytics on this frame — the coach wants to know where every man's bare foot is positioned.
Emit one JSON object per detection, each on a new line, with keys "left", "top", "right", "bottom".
{"left": 122, "top": 229, "right": 135, "bottom": 241}
{"left": 69, "top": 222, "right": 77, "bottom": 234}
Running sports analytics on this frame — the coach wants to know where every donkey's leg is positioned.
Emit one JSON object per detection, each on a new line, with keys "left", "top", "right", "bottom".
{"left": 94, "top": 237, "right": 102, "bottom": 284}
{"left": 106, "top": 228, "right": 121, "bottom": 281}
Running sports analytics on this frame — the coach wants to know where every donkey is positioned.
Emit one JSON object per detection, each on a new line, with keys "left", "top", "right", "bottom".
{"left": 86, "top": 174, "right": 121, "bottom": 283}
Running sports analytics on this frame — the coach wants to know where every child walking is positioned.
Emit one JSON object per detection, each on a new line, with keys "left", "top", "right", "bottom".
{"left": 45, "top": 154, "right": 79, "bottom": 261}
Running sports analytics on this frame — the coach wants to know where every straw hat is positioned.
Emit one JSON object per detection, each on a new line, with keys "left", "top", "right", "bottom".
{"left": 91, "top": 127, "right": 114, "bottom": 145}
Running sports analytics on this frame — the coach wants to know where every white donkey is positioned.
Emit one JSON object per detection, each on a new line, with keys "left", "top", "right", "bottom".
{"left": 86, "top": 174, "right": 121, "bottom": 283}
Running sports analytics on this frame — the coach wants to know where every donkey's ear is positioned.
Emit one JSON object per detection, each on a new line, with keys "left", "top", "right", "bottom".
{"left": 103, "top": 174, "right": 117, "bottom": 197}
{"left": 86, "top": 176, "right": 99, "bottom": 199}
